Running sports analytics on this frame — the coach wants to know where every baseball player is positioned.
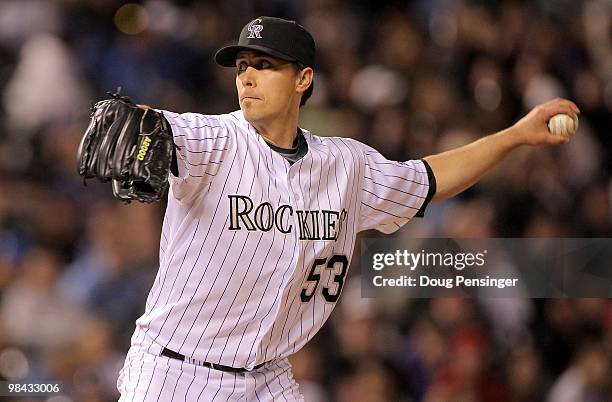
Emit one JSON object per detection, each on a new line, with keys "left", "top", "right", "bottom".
{"left": 103, "top": 16, "right": 579, "bottom": 401}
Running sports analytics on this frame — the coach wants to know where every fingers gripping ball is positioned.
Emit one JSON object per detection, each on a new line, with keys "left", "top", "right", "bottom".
{"left": 548, "top": 114, "right": 579, "bottom": 138}
{"left": 76, "top": 92, "right": 174, "bottom": 203}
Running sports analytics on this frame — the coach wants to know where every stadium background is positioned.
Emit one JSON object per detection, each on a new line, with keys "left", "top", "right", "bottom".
{"left": 0, "top": 0, "right": 611, "bottom": 401}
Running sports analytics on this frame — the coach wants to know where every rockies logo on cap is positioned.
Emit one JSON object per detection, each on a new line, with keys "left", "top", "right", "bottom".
{"left": 247, "top": 19, "right": 263, "bottom": 39}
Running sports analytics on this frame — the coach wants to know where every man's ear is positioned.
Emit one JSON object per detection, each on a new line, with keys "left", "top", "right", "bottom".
{"left": 296, "top": 67, "right": 313, "bottom": 93}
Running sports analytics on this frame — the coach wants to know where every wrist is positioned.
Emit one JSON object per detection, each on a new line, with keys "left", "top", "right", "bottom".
{"left": 496, "top": 126, "right": 525, "bottom": 150}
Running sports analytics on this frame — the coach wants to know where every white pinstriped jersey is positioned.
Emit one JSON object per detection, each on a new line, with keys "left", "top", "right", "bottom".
{"left": 135, "top": 109, "right": 433, "bottom": 370}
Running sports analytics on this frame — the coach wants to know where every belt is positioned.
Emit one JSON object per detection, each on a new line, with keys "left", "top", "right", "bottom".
{"left": 160, "top": 347, "right": 265, "bottom": 373}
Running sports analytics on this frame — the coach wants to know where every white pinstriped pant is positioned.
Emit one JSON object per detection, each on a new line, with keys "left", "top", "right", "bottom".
{"left": 117, "top": 333, "right": 303, "bottom": 401}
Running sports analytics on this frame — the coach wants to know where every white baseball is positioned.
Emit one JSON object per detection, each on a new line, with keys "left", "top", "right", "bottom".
{"left": 548, "top": 114, "right": 579, "bottom": 137}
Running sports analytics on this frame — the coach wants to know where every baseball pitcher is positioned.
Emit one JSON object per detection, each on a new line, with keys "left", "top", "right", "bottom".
{"left": 77, "top": 16, "right": 579, "bottom": 401}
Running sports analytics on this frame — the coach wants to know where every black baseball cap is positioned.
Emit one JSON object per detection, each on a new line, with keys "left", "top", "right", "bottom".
{"left": 214, "top": 16, "right": 315, "bottom": 68}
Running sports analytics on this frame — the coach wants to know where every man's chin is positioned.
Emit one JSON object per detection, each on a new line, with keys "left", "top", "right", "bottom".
{"left": 241, "top": 107, "right": 264, "bottom": 123}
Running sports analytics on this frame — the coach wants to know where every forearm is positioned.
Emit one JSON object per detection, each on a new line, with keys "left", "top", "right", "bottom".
{"left": 424, "top": 128, "right": 521, "bottom": 201}
{"left": 419, "top": 98, "right": 578, "bottom": 202}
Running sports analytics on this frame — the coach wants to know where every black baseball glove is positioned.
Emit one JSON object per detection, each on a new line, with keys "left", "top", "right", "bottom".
{"left": 76, "top": 92, "right": 174, "bottom": 203}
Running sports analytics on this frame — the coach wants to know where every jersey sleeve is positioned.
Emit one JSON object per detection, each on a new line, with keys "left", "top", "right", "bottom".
{"left": 160, "top": 110, "right": 230, "bottom": 202}
{"left": 358, "top": 144, "right": 436, "bottom": 234}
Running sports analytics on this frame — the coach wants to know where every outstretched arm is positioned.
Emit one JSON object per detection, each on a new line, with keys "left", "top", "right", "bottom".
{"left": 424, "top": 98, "right": 580, "bottom": 202}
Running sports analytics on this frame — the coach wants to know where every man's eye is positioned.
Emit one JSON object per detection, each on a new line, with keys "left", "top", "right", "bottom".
{"left": 236, "top": 60, "right": 274, "bottom": 73}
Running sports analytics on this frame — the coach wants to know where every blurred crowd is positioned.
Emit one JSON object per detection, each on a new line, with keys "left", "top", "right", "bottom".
{"left": 0, "top": 0, "right": 611, "bottom": 401}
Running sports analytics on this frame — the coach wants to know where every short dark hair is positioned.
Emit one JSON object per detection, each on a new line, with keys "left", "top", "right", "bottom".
{"left": 296, "top": 62, "right": 314, "bottom": 107}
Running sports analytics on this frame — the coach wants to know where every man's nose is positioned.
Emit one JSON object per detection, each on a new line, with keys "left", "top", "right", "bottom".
{"left": 239, "top": 66, "right": 257, "bottom": 87}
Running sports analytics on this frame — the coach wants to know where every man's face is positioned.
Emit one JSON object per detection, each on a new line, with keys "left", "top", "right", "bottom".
{"left": 235, "top": 51, "right": 300, "bottom": 123}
